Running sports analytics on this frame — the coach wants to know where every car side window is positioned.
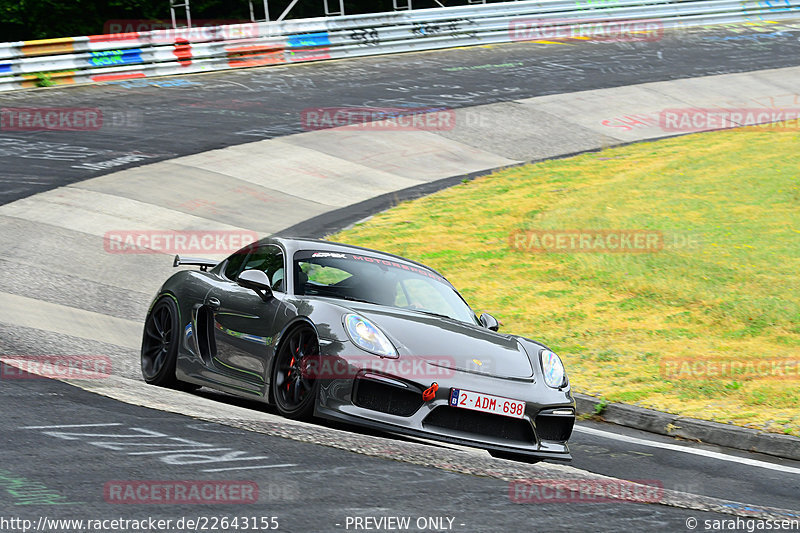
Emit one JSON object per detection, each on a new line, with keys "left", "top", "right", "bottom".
{"left": 242, "top": 245, "right": 286, "bottom": 293}
{"left": 223, "top": 244, "right": 255, "bottom": 281}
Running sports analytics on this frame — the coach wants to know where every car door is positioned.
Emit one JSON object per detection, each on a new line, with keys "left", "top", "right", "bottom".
{"left": 205, "top": 244, "right": 287, "bottom": 393}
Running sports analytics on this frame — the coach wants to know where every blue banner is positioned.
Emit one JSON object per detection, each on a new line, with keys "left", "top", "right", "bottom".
{"left": 89, "top": 49, "right": 144, "bottom": 68}
{"left": 287, "top": 32, "right": 330, "bottom": 48}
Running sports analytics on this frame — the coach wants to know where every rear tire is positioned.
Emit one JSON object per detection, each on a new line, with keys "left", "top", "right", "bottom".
{"left": 141, "top": 296, "right": 181, "bottom": 387}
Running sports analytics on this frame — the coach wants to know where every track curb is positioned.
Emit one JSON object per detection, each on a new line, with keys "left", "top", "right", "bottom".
{"left": 574, "top": 393, "right": 800, "bottom": 462}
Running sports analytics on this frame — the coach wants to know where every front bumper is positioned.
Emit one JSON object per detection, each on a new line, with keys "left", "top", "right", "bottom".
{"left": 313, "top": 348, "right": 575, "bottom": 462}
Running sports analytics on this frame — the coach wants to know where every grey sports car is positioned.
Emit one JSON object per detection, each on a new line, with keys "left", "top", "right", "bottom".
{"left": 141, "top": 237, "right": 575, "bottom": 462}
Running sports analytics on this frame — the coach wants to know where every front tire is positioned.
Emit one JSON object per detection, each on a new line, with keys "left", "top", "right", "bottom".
{"left": 271, "top": 324, "right": 319, "bottom": 420}
{"left": 141, "top": 296, "right": 181, "bottom": 387}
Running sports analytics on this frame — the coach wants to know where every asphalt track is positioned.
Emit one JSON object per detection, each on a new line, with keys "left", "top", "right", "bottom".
{"left": 3, "top": 362, "right": 784, "bottom": 533}
{"left": 3, "top": 21, "right": 800, "bottom": 204}
{"left": 2, "top": 21, "right": 800, "bottom": 533}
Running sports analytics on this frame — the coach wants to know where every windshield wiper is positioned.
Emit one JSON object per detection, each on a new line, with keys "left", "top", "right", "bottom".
{"left": 305, "top": 291, "right": 374, "bottom": 305}
{"left": 409, "top": 309, "right": 454, "bottom": 321}
{"left": 338, "top": 295, "right": 376, "bottom": 304}
{"left": 408, "top": 308, "right": 480, "bottom": 326}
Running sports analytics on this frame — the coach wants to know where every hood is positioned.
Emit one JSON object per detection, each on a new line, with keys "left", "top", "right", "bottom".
{"left": 348, "top": 304, "right": 534, "bottom": 380}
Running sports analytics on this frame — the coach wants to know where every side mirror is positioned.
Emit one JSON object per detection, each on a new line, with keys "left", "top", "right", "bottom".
{"left": 237, "top": 270, "right": 273, "bottom": 301}
{"left": 480, "top": 313, "right": 500, "bottom": 332}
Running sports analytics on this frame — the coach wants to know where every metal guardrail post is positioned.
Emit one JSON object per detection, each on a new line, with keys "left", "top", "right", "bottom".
{"left": 324, "top": 0, "right": 346, "bottom": 16}
{"left": 394, "top": 0, "right": 413, "bottom": 11}
{"left": 278, "top": 0, "right": 302, "bottom": 21}
{"left": 250, "top": 0, "right": 271, "bottom": 21}
{"left": 169, "top": 0, "right": 192, "bottom": 28}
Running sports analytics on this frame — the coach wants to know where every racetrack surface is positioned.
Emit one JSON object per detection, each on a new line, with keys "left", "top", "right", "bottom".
{"left": 2, "top": 364, "right": 750, "bottom": 532}
{"left": 2, "top": 21, "right": 800, "bottom": 204}
{"left": 2, "top": 20, "right": 800, "bottom": 531}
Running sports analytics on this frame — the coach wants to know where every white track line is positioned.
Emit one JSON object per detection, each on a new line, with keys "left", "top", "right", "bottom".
{"left": 202, "top": 464, "right": 297, "bottom": 473}
{"left": 20, "top": 423, "right": 122, "bottom": 429}
{"left": 574, "top": 425, "right": 800, "bottom": 475}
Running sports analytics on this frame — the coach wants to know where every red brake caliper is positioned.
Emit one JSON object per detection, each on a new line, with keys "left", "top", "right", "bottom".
{"left": 287, "top": 356, "right": 295, "bottom": 391}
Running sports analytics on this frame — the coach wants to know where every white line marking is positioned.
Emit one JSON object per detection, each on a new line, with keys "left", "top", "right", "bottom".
{"left": 128, "top": 448, "right": 232, "bottom": 456}
{"left": 202, "top": 464, "right": 297, "bottom": 473}
{"left": 574, "top": 425, "right": 800, "bottom": 475}
{"left": 20, "top": 423, "right": 122, "bottom": 429}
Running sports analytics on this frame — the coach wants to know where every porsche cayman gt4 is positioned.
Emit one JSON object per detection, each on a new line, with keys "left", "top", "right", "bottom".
{"left": 141, "top": 237, "right": 575, "bottom": 462}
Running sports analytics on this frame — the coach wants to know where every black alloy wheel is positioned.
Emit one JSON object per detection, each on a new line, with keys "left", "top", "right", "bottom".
{"left": 271, "top": 325, "right": 319, "bottom": 420}
{"left": 141, "top": 296, "right": 180, "bottom": 387}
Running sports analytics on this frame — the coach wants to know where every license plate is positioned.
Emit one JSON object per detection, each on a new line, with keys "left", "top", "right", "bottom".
{"left": 449, "top": 388, "right": 526, "bottom": 419}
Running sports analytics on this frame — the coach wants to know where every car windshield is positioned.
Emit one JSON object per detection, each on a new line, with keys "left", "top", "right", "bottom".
{"left": 294, "top": 250, "right": 479, "bottom": 325}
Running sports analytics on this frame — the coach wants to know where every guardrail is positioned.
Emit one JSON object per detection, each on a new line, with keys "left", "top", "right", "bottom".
{"left": 1, "top": 0, "right": 799, "bottom": 92}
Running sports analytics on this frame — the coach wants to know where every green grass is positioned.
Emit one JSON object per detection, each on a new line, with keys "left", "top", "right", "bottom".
{"left": 331, "top": 127, "right": 800, "bottom": 436}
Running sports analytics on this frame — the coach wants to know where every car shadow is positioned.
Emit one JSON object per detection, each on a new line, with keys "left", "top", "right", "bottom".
{"left": 190, "top": 387, "right": 470, "bottom": 452}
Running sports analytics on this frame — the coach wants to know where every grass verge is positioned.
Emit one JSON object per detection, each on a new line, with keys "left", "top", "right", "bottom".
{"left": 331, "top": 127, "right": 800, "bottom": 436}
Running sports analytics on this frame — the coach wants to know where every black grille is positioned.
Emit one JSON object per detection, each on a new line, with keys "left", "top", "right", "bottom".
{"left": 353, "top": 378, "right": 423, "bottom": 417}
{"left": 423, "top": 407, "right": 535, "bottom": 443}
{"left": 535, "top": 414, "right": 574, "bottom": 442}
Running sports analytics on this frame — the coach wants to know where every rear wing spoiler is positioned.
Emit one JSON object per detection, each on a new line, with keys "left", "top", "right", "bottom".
{"left": 173, "top": 255, "right": 219, "bottom": 272}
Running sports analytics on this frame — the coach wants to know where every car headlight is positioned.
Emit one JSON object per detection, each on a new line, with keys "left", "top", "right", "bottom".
{"left": 540, "top": 349, "right": 567, "bottom": 388}
{"left": 343, "top": 314, "right": 397, "bottom": 358}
